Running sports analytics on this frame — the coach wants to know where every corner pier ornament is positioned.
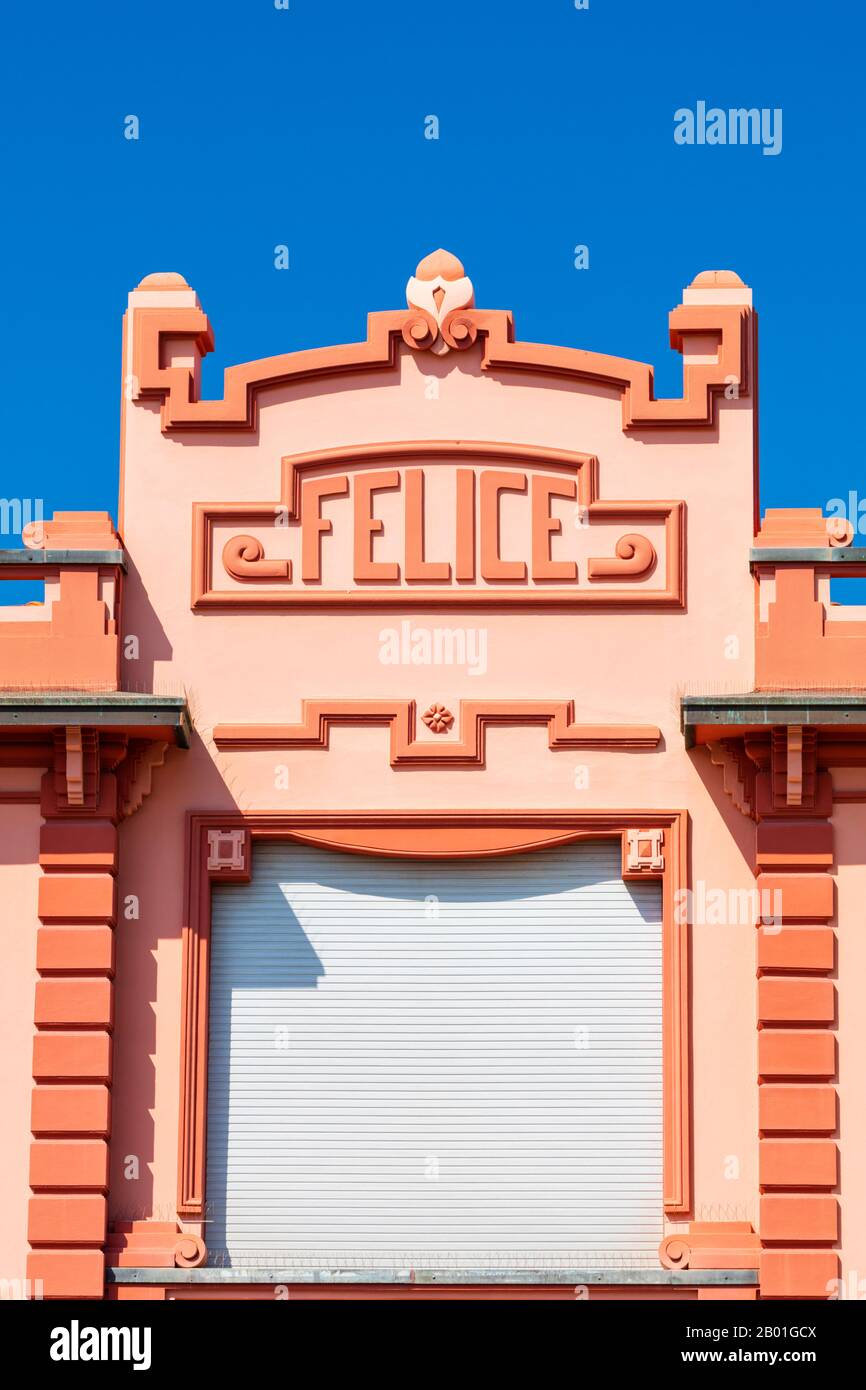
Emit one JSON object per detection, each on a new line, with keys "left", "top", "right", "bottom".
{"left": 404, "top": 248, "right": 476, "bottom": 353}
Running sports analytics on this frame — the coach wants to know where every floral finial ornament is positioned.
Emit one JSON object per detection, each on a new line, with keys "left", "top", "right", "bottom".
{"left": 404, "top": 249, "right": 476, "bottom": 353}
{"left": 406, "top": 249, "right": 473, "bottom": 323}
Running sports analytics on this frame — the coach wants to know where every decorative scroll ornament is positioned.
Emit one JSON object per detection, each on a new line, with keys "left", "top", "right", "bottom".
{"left": 106, "top": 1221, "right": 207, "bottom": 1269}
{"left": 827, "top": 516, "right": 855, "bottom": 546}
{"left": 174, "top": 1233, "right": 207, "bottom": 1269}
{"left": 588, "top": 533, "right": 656, "bottom": 580}
{"left": 404, "top": 249, "right": 476, "bottom": 354}
{"left": 659, "top": 1223, "right": 760, "bottom": 1271}
{"left": 223, "top": 534, "right": 289, "bottom": 581}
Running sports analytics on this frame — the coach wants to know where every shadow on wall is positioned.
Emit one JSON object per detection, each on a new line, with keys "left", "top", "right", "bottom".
{"left": 0, "top": 804, "right": 41, "bottom": 865}
{"left": 205, "top": 878, "right": 326, "bottom": 1256}
{"left": 108, "top": 731, "right": 241, "bottom": 1223}
{"left": 119, "top": 551, "right": 174, "bottom": 693}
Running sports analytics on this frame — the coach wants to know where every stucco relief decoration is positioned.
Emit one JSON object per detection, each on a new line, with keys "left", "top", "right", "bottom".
{"left": 106, "top": 1223, "right": 208, "bottom": 1270}
{"left": 404, "top": 248, "right": 476, "bottom": 353}
{"left": 588, "top": 533, "right": 656, "bottom": 580}
{"left": 626, "top": 828, "right": 665, "bottom": 873}
{"left": 63, "top": 726, "right": 85, "bottom": 807}
{"left": 707, "top": 740, "right": 757, "bottom": 820}
{"left": 119, "top": 740, "right": 169, "bottom": 820}
{"left": 53, "top": 726, "right": 101, "bottom": 810}
{"left": 192, "top": 440, "right": 684, "bottom": 612}
{"left": 206, "top": 828, "right": 247, "bottom": 872}
{"left": 222, "top": 535, "right": 288, "bottom": 581}
{"left": 422, "top": 703, "right": 454, "bottom": 733}
{"left": 174, "top": 1233, "right": 207, "bottom": 1269}
{"left": 771, "top": 725, "right": 818, "bottom": 810}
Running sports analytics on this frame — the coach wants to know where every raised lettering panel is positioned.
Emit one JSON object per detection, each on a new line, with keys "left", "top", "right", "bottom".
{"left": 192, "top": 444, "right": 684, "bottom": 611}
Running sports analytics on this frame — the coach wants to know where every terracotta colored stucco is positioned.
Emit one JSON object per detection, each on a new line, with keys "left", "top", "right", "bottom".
{"left": 0, "top": 253, "right": 860, "bottom": 1299}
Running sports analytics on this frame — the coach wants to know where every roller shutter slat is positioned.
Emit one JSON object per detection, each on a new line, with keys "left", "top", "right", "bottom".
{"left": 206, "top": 840, "right": 663, "bottom": 1270}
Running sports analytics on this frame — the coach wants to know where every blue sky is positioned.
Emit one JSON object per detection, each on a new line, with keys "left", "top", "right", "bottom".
{"left": 2, "top": 1, "right": 862, "bottom": 551}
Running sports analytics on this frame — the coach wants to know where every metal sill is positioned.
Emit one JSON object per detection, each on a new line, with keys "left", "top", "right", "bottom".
{"left": 0, "top": 693, "right": 191, "bottom": 747}
{"left": 750, "top": 547, "right": 866, "bottom": 566}
{"left": 681, "top": 690, "right": 866, "bottom": 746}
{"left": 0, "top": 549, "right": 126, "bottom": 569}
{"left": 107, "top": 1266, "right": 758, "bottom": 1287}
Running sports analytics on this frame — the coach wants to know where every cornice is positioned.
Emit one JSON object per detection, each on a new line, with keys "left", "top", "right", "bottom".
{"left": 127, "top": 255, "right": 754, "bottom": 436}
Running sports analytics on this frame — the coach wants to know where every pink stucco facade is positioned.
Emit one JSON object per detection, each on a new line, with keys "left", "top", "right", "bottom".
{"left": 0, "top": 252, "right": 862, "bottom": 1299}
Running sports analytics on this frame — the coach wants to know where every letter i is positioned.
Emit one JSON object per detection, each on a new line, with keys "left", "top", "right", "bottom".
{"left": 455, "top": 470, "right": 475, "bottom": 581}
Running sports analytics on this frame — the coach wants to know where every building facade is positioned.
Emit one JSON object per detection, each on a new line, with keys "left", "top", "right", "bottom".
{"left": 0, "top": 251, "right": 863, "bottom": 1301}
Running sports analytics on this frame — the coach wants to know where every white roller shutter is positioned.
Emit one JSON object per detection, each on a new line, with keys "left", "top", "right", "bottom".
{"left": 206, "top": 839, "right": 663, "bottom": 1272}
